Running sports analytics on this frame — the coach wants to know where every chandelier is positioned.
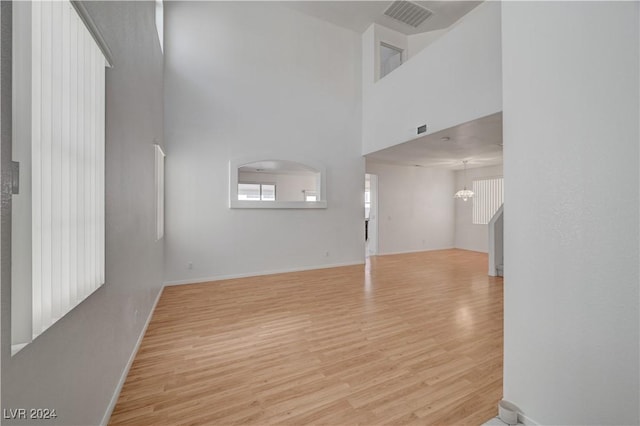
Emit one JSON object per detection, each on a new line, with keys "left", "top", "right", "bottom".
{"left": 454, "top": 160, "right": 474, "bottom": 201}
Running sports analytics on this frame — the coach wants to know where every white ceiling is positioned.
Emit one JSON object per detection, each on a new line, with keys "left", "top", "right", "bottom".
{"left": 280, "top": 1, "right": 482, "bottom": 35}
{"left": 365, "top": 112, "right": 503, "bottom": 170}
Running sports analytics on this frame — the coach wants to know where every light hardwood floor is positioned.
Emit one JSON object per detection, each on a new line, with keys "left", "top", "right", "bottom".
{"left": 110, "top": 249, "right": 503, "bottom": 425}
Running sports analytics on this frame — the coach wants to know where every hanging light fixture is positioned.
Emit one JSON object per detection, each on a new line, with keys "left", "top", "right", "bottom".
{"left": 454, "top": 160, "right": 474, "bottom": 201}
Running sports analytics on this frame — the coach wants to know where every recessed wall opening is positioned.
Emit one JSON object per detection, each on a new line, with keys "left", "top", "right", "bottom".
{"left": 229, "top": 159, "right": 327, "bottom": 209}
{"left": 380, "top": 42, "right": 403, "bottom": 78}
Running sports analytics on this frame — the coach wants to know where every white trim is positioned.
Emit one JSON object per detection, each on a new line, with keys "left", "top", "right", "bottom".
{"left": 154, "top": 144, "right": 165, "bottom": 241}
{"left": 518, "top": 413, "right": 540, "bottom": 426}
{"left": 376, "top": 247, "right": 455, "bottom": 256}
{"left": 452, "top": 247, "right": 487, "bottom": 254}
{"left": 366, "top": 173, "right": 378, "bottom": 256}
{"left": 100, "top": 287, "right": 164, "bottom": 426}
{"left": 488, "top": 204, "right": 503, "bottom": 276}
{"left": 164, "top": 261, "right": 365, "bottom": 287}
{"left": 231, "top": 199, "right": 327, "bottom": 209}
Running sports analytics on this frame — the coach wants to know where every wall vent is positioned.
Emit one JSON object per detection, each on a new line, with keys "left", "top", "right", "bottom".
{"left": 384, "top": 1, "right": 433, "bottom": 28}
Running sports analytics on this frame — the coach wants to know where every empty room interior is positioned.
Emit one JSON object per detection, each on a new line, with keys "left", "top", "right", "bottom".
{"left": 1, "top": 1, "right": 639, "bottom": 425}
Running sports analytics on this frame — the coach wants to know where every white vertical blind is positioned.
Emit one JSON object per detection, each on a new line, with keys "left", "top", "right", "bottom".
{"left": 472, "top": 177, "right": 504, "bottom": 225}
{"left": 155, "top": 145, "right": 165, "bottom": 240}
{"left": 31, "top": 0, "right": 106, "bottom": 338}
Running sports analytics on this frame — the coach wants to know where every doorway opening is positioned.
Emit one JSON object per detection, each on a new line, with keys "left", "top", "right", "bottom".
{"left": 365, "top": 174, "right": 378, "bottom": 257}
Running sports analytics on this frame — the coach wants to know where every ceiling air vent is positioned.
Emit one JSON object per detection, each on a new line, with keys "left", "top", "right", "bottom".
{"left": 384, "top": 1, "right": 433, "bottom": 28}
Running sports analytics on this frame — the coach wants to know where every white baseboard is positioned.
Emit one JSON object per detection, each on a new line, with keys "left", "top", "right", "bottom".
{"left": 377, "top": 247, "right": 455, "bottom": 256}
{"left": 518, "top": 413, "right": 540, "bottom": 425}
{"left": 100, "top": 287, "right": 164, "bottom": 426}
{"left": 164, "top": 261, "right": 365, "bottom": 286}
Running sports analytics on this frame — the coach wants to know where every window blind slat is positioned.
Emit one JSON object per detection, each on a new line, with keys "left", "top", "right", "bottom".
{"left": 90, "top": 38, "right": 97, "bottom": 290}
{"left": 76, "top": 26, "right": 85, "bottom": 306}
{"left": 87, "top": 31, "right": 92, "bottom": 297}
{"left": 31, "top": 0, "right": 43, "bottom": 337}
{"left": 98, "top": 56, "right": 105, "bottom": 284}
{"left": 40, "top": 0, "right": 53, "bottom": 332}
{"left": 83, "top": 30, "right": 91, "bottom": 300}
{"left": 60, "top": 1, "right": 71, "bottom": 314}
{"left": 88, "top": 38, "right": 95, "bottom": 292}
{"left": 68, "top": 4, "right": 78, "bottom": 306}
{"left": 93, "top": 44, "right": 101, "bottom": 289}
{"left": 51, "top": 0, "right": 63, "bottom": 321}
{"left": 73, "top": 14, "right": 82, "bottom": 306}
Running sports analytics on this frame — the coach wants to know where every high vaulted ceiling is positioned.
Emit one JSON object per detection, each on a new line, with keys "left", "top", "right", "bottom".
{"left": 279, "top": 1, "right": 482, "bottom": 35}
{"left": 365, "top": 113, "right": 503, "bottom": 170}
{"left": 276, "top": 1, "right": 498, "bottom": 171}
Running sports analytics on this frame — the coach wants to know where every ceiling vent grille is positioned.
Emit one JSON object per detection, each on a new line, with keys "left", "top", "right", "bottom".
{"left": 384, "top": 1, "right": 433, "bottom": 28}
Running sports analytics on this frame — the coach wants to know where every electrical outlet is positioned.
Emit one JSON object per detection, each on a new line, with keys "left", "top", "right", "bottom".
{"left": 187, "top": 262, "right": 193, "bottom": 270}
{"left": 325, "top": 251, "right": 330, "bottom": 257}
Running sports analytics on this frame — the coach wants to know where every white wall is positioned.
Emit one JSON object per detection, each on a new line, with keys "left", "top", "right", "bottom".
{"left": 407, "top": 29, "right": 446, "bottom": 59}
{"left": 454, "top": 165, "right": 502, "bottom": 252}
{"left": 406, "top": 3, "right": 481, "bottom": 60}
{"left": 502, "top": 2, "right": 639, "bottom": 424}
{"left": 365, "top": 162, "right": 455, "bottom": 255}
{"left": 362, "top": 1, "right": 502, "bottom": 155}
{"left": 164, "top": 2, "right": 364, "bottom": 284}
{"left": 2, "top": 2, "right": 165, "bottom": 425}
{"left": 362, "top": 24, "right": 375, "bottom": 92}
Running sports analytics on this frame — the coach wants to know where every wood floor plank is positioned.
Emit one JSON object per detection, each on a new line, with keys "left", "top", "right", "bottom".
{"left": 110, "top": 249, "right": 503, "bottom": 425}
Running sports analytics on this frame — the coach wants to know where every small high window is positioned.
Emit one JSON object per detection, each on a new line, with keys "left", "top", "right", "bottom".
{"left": 380, "top": 42, "right": 403, "bottom": 78}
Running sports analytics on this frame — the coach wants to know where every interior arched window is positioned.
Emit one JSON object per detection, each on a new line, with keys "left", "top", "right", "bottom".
{"left": 229, "top": 159, "right": 327, "bottom": 209}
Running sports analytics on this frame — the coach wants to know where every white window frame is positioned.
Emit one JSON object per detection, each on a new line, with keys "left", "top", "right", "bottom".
{"left": 380, "top": 42, "right": 403, "bottom": 79}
